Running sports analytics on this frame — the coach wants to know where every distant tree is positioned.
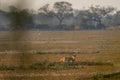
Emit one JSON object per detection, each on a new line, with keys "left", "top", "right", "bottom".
{"left": 39, "top": 1, "right": 73, "bottom": 26}
{"left": 76, "top": 6, "right": 115, "bottom": 29}
{"left": 39, "top": 4, "right": 117, "bottom": 30}
{"left": 76, "top": 10, "right": 99, "bottom": 29}
{"left": 53, "top": 1, "right": 73, "bottom": 26}
{"left": 88, "top": 5, "right": 115, "bottom": 29}
{"left": 112, "top": 11, "right": 120, "bottom": 25}
{"left": 39, "top": 4, "right": 50, "bottom": 14}
{"left": 103, "top": 14, "right": 115, "bottom": 27}
{"left": 8, "top": 6, "right": 33, "bottom": 30}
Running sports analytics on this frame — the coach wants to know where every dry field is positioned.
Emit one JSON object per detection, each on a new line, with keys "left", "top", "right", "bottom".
{"left": 0, "top": 30, "right": 120, "bottom": 80}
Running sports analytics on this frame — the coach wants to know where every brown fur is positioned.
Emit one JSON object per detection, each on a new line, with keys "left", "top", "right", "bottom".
{"left": 59, "top": 55, "right": 76, "bottom": 63}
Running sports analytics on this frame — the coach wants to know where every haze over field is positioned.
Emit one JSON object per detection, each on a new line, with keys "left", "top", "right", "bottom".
{"left": 0, "top": 0, "right": 120, "bottom": 31}
{"left": 0, "top": 0, "right": 120, "bottom": 11}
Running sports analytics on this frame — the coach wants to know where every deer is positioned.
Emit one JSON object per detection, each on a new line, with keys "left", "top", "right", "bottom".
{"left": 59, "top": 55, "right": 76, "bottom": 63}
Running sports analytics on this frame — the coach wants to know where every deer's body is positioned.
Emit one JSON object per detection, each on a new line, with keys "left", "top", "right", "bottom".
{"left": 59, "top": 55, "right": 76, "bottom": 63}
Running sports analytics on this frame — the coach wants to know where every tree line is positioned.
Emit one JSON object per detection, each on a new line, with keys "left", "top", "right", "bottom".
{"left": 0, "top": 1, "right": 120, "bottom": 30}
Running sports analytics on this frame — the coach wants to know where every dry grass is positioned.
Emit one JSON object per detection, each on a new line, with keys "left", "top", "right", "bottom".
{"left": 0, "top": 30, "right": 120, "bottom": 52}
{"left": 0, "top": 30, "right": 120, "bottom": 80}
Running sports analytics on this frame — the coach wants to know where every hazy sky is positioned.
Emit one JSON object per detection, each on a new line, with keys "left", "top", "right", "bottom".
{"left": 0, "top": 0, "right": 120, "bottom": 11}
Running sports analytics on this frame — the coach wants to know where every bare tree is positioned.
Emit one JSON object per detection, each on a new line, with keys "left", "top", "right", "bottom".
{"left": 53, "top": 1, "right": 73, "bottom": 26}
{"left": 39, "top": 1, "right": 73, "bottom": 26}
{"left": 39, "top": 4, "right": 50, "bottom": 14}
{"left": 89, "top": 5, "right": 115, "bottom": 29}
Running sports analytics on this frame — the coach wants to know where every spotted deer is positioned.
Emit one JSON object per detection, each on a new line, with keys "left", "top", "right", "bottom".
{"left": 59, "top": 55, "right": 76, "bottom": 63}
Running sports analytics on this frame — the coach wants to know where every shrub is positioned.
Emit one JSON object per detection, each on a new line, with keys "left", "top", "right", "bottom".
{"left": 92, "top": 73, "right": 103, "bottom": 80}
{"left": 0, "top": 65, "right": 16, "bottom": 70}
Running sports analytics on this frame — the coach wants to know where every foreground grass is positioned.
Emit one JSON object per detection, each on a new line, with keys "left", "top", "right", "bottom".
{"left": 0, "top": 61, "right": 113, "bottom": 70}
{"left": 1, "top": 71, "right": 120, "bottom": 80}
{"left": 91, "top": 72, "right": 120, "bottom": 80}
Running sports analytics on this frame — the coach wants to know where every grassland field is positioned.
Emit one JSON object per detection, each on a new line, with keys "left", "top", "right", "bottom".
{"left": 0, "top": 30, "right": 120, "bottom": 80}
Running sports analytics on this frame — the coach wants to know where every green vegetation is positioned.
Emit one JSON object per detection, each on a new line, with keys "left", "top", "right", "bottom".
{"left": 0, "top": 65, "right": 15, "bottom": 70}
{"left": 0, "top": 61, "right": 113, "bottom": 70}
{"left": 91, "top": 72, "right": 120, "bottom": 80}
{"left": 92, "top": 73, "right": 103, "bottom": 80}
{"left": 103, "top": 72, "right": 120, "bottom": 78}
